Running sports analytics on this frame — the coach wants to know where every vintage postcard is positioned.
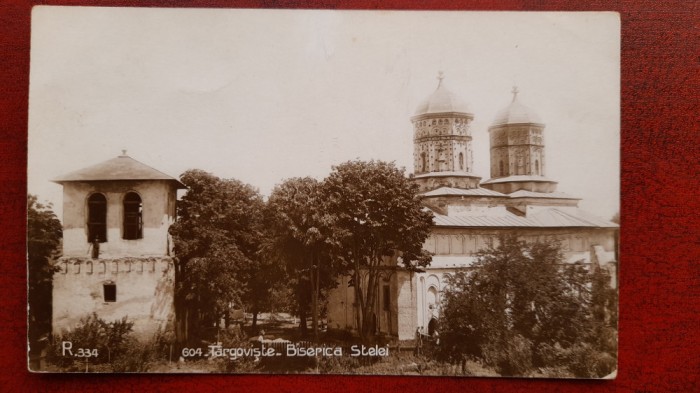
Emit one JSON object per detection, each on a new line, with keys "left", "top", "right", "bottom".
{"left": 27, "top": 7, "right": 619, "bottom": 377}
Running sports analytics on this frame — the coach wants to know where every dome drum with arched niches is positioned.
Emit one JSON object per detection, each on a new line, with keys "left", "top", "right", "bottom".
{"left": 411, "top": 73, "right": 480, "bottom": 192}
{"left": 482, "top": 87, "right": 558, "bottom": 194}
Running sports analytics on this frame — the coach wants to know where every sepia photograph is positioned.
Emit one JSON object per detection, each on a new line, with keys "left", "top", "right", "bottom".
{"left": 27, "top": 7, "right": 619, "bottom": 377}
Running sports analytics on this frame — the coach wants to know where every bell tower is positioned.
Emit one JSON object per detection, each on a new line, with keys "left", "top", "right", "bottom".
{"left": 411, "top": 73, "right": 481, "bottom": 192}
{"left": 482, "top": 87, "right": 558, "bottom": 194}
{"left": 51, "top": 153, "right": 185, "bottom": 338}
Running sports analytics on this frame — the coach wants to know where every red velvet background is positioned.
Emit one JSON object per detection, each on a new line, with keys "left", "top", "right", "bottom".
{"left": 1, "top": 1, "right": 698, "bottom": 391}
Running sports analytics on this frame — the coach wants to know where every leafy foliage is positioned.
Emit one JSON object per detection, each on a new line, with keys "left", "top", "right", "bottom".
{"left": 262, "top": 161, "right": 433, "bottom": 340}
{"left": 481, "top": 334, "right": 533, "bottom": 376}
{"left": 169, "top": 169, "right": 266, "bottom": 342}
{"left": 47, "top": 314, "right": 152, "bottom": 371}
{"left": 438, "top": 235, "right": 617, "bottom": 377}
{"left": 27, "top": 194, "right": 62, "bottom": 357}
{"left": 322, "top": 160, "right": 433, "bottom": 339}
{"left": 264, "top": 177, "right": 338, "bottom": 338}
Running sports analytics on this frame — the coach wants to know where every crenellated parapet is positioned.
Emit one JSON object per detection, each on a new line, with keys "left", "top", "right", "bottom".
{"left": 55, "top": 256, "right": 173, "bottom": 276}
{"left": 52, "top": 255, "right": 175, "bottom": 339}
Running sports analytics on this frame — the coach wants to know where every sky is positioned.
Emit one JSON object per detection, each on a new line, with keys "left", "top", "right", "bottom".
{"left": 28, "top": 7, "right": 620, "bottom": 221}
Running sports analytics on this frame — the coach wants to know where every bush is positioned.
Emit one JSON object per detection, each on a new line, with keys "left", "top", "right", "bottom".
{"left": 47, "top": 313, "right": 157, "bottom": 372}
{"left": 531, "top": 366, "right": 574, "bottom": 378}
{"left": 317, "top": 355, "right": 360, "bottom": 374}
{"left": 594, "top": 326, "right": 618, "bottom": 354}
{"left": 150, "top": 325, "right": 177, "bottom": 362}
{"left": 482, "top": 334, "right": 533, "bottom": 376}
{"left": 214, "top": 328, "right": 261, "bottom": 373}
{"left": 534, "top": 342, "right": 565, "bottom": 367}
{"left": 110, "top": 337, "right": 155, "bottom": 372}
{"left": 564, "top": 343, "right": 616, "bottom": 378}
{"left": 533, "top": 341, "right": 617, "bottom": 378}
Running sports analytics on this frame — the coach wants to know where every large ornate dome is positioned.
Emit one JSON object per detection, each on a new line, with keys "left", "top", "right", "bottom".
{"left": 492, "top": 87, "right": 542, "bottom": 125}
{"left": 414, "top": 74, "right": 471, "bottom": 116}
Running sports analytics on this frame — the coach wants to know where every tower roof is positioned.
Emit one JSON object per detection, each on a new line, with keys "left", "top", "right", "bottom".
{"left": 53, "top": 153, "right": 186, "bottom": 188}
{"left": 492, "top": 87, "right": 543, "bottom": 126}
{"left": 414, "top": 73, "right": 472, "bottom": 116}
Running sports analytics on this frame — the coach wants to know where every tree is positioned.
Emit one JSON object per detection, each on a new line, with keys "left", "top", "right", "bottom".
{"left": 610, "top": 212, "right": 619, "bottom": 224}
{"left": 439, "top": 235, "right": 597, "bottom": 376}
{"left": 590, "top": 266, "right": 618, "bottom": 354}
{"left": 169, "top": 170, "right": 266, "bottom": 343}
{"left": 244, "top": 254, "right": 287, "bottom": 332}
{"left": 27, "top": 194, "right": 62, "bottom": 361}
{"left": 322, "top": 160, "right": 433, "bottom": 340}
{"left": 264, "top": 177, "right": 338, "bottom": 340}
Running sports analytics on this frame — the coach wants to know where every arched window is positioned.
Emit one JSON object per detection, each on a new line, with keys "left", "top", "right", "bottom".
{"left": 123, "top": 192, "right": 143, "bottom": 240}
{"left": 499, "top": 160, "right": 505, "bottom": 176}
{"left": 87, "top": 193, "right": 107, "bottom": 243}
{"left": 421, "top": 152, "right": 427, "bottom": 172}
{"left": 459, "top": 152, "right": 464, "bottom": 170}
{"left": 427, "top": 286, "right": 438, "bottom": 309}
{"left": 535, "top": 159, "right": 540, "bottom": 175}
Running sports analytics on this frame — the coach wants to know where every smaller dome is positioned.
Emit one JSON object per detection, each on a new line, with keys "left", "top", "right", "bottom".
{"left": 414, "top": 74, "right": 471, "bottom": 116}
{"left": 492, "top": 87, "right": 542, "bottom": 126}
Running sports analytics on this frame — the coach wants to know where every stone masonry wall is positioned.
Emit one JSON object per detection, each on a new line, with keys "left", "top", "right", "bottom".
{"left": 52, "top": 256, "right": 174, "bottom": 340}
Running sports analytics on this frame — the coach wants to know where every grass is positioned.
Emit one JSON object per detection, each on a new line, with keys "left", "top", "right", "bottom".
{"left": 138, "top": 319, "right": 499, "bottom": 376}
{"left": 44, "top": 317, "right": 500, "bottom": 376}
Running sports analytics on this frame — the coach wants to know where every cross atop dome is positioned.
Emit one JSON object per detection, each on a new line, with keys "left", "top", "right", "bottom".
{"left": 413, "top": 73, "right": 471, "bottom": 116}
{"left": 493, "top": 86, "right": 542, "bottom": 126}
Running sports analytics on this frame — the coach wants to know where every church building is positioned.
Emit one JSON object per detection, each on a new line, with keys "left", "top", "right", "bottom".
{"left": 326, "top": 76, "right": 618, "bottom": 341}
{"left": 51, "top": 153, "right": 185, "bottom": 338}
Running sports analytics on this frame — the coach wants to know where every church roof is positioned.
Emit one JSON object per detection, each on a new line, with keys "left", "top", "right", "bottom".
{"left": 481, "top": 175, "right": 557, "bottom": 185}
{"left": 530, "top": 208, "right": 617, "bottom": 227}
{"left": 420, "top": 187, "right": 579, "bottom": 200}
{"left": 53, "top": 154, "right": 186, "bottom": 188}
{"left": 421, "top": 186, "right": 507, "bottom": 198}
{"left": 492, "top": 87, "right": 543, "bottom": 126}
{"left": 432, "top": 207, "right": 618, "bottom": 228}
{"left": 414, "top": 171, "right": 481, "bottom": 179}
{"left": 414, "top": 74, "right": 472, "bottom": 116}
{"left": 508, "top": 190, "right": 580, "bottom": 200}
{"left": 428, "top": 252, "right": 593, "bottom": 269}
